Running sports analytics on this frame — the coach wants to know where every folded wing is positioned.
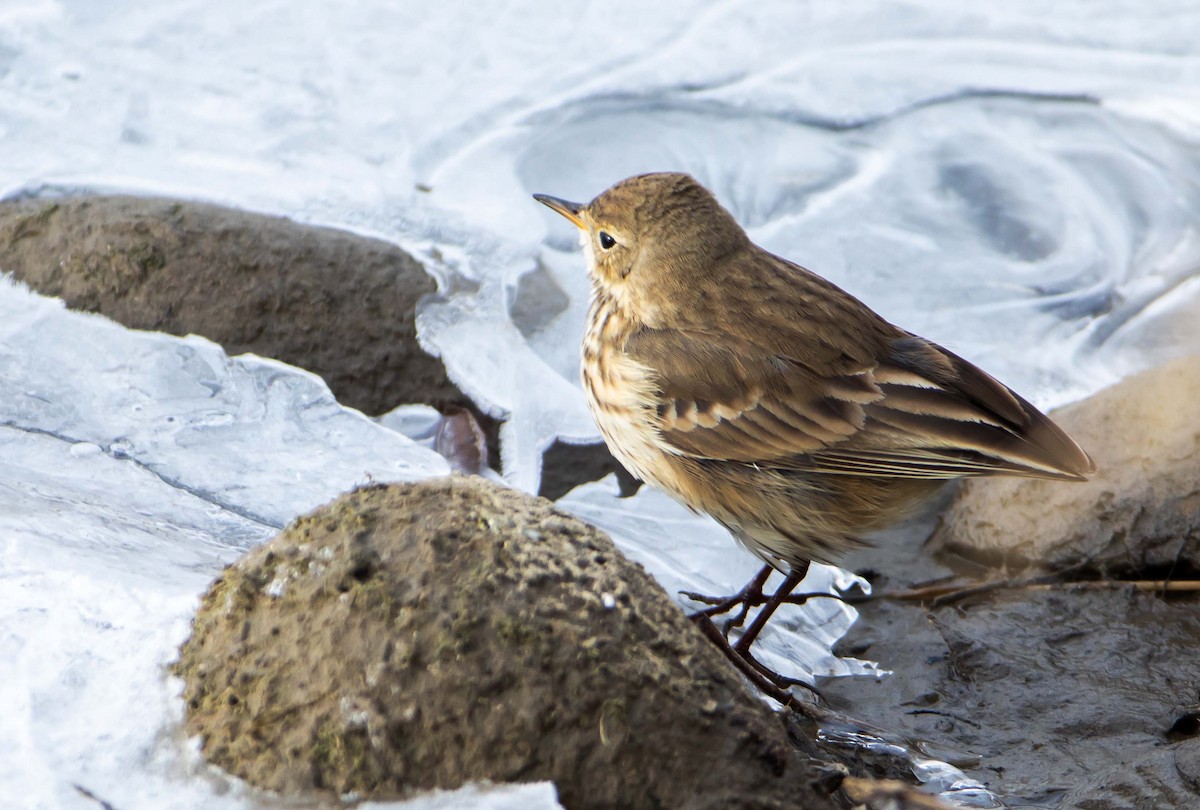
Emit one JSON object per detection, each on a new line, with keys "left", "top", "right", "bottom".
{"left": 625, "top": 327, "right": 1094, "bottom": 482}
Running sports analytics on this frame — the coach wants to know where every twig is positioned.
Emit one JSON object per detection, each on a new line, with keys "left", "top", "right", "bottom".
{"left": 904, "top": 708, "right": 983, "bottom": 729}
{"left": 856, "top": 577, "right": 1200, "bottom": 607}
{"left": 74, "top": 785, "right": 119, "bottom": 810}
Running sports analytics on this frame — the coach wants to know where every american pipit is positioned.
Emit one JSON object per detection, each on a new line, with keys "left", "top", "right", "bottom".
{"left": 534, "top": 173, "right": 1094, "bottom": 690}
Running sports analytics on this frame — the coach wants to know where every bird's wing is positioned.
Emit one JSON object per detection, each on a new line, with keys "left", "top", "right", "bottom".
{"left": 625, "top": 326, "right": 878, "bottom": 461}
{"left": 625, "top": 327, "right": 1094, "bottom": 481}
{"left": 823, "top": 336, "right": 1094, "bottom": 480}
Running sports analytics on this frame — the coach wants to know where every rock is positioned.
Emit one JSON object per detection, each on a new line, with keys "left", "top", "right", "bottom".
{"left": 173, "top": 476, "right": 838, "bottom": 809}
{"left": 1062, "top": 739, "right": 1200, "bottom": 809}
{"left": 932, "top": 355, "right": 1200, "bottom": 576}
{"left": 0, "top": 194, "right": 462, "bottom": 416}
{"left": 1178, "top": 739, "right": 1200, "bottom": 792}
{"left": 539, "top": 440, "right": 640, "bottom": 501}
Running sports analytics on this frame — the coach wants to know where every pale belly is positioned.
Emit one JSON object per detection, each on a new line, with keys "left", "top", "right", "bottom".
{"left": 582, "top": 354, "right": 669, "bottom": 490}
{"left": 579, "top": 299, "right": 678, "bottom": 494}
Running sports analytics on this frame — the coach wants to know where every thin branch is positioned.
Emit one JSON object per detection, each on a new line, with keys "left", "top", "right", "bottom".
{"left": 74, "top": 785, "right": 119, "bottom": 810}
{"left": 855, "top": 577, "right": 1200, "bottom": 607}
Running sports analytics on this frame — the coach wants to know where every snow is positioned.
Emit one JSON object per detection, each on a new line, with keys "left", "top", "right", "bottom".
{"left": 2, "top": 1, "right": 1199, "bottom": 807}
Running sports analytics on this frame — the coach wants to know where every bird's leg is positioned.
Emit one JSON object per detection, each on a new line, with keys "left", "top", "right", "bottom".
{"left": 731, "top": 561, "right": 821, "bottom": 696}
{"left": 681, "top": 564, "right": 774, "bottom": 636}
{"left": 690, "top": 614, "right": 821, "bottom": 711}
{"left": 732, "top": 560, "right": 810, "bottom": 654}
{"left": 687, "top": 561, "right": 823, "bottom": 699}
{"left": 692, "top": 612, "right": 821, "bottom": 698}
{"left": 738, "top": 646, "right": 820, "bottom": 694}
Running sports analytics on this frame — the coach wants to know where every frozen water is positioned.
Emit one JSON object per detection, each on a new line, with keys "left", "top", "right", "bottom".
{"left": 0, "top": 282, "right": 447, "bottom": 533}
{"left": 0, "top": 281, "right": 553, "bottom": 809}
{"left": 360, "top": 784, "right": 561, "bottom": 810}
{"left": 2, "top": 1, "right": 1199, "bottom": 807}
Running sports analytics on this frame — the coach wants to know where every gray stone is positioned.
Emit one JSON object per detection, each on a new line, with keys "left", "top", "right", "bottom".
{"left": 933, "top": 355, "right": 1200, "bottom": 576}
{"left": 1063, "top": 739, "right": 1200, "bottom": 809}
{"left": 0, "top": 194, "right": 462, "bottom": 416}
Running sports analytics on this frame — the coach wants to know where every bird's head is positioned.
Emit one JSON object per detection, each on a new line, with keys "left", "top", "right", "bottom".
{"left": 534, "top": 172, "right": 748, "bottom": 317}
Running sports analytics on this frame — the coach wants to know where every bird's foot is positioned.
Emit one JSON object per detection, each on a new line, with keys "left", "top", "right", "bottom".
{"left": 681, "top": 564, "right": 774, "bottom": 637}
{"left": 684, "top": 561, "right": 824, "bottom": 705}
{"left": 735, "top": 643, "right": 818, "bottom": 694}
{"left": 683, "top": 560, "right": 812, "bottom": 646}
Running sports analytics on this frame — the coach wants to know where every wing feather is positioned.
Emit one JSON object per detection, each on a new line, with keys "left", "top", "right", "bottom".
{"left": 624, "top": 326, "right": 1093, "bottom": 481}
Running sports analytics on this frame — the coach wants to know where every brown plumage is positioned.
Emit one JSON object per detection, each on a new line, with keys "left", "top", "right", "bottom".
{"left": 534, "top": 172, "right": 1094, "bottom": 685}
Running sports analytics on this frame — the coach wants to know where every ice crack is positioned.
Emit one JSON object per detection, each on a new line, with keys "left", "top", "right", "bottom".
{"left": 0, "top": 420, "right": 284, "bottom": 531}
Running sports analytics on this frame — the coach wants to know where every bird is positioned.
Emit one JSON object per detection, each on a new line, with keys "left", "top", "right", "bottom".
{"left": 533, "top": 172, "right": 1094, "bottom": 693}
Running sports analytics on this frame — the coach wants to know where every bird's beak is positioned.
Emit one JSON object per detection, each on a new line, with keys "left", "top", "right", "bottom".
{"left": 533, "top": 194, "right": 585, "bottom": 229}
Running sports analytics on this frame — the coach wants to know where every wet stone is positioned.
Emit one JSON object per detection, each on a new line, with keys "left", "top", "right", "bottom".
{"left": 1064, "top": 738, "right": 1200, "bottom": 809}
{"left": 539, "top": 439, "right": 641, "bottom": 501}
{"left": 1176, "top": 741, "right": 1200, "bottom": 793}
{"left": 821, "top": 553, "right": 1200, "bottom": 806}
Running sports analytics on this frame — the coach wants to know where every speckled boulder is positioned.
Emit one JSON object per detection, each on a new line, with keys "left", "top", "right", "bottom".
{"left": 933, "top": 355, "right": 1200, "bottom": 575}
{"left": 173, "top": 476, "right": 837, "bottom": 810}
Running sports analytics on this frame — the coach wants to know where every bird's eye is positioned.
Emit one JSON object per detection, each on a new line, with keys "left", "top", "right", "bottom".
{"left": 598, "top": 231, "right": 617, "bottom": 250}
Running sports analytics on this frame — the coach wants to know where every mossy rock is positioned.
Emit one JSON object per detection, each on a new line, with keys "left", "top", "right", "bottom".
{"left": 174, "top": 476, "right": 837, "bottom": 809}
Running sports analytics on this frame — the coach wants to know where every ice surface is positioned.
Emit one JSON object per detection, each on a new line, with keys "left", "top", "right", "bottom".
{"left": 0, "top": 282, "right": 448, "bottom": 532}
{"left": 2, "top": 1, "right": 1199, "bottom": 807}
